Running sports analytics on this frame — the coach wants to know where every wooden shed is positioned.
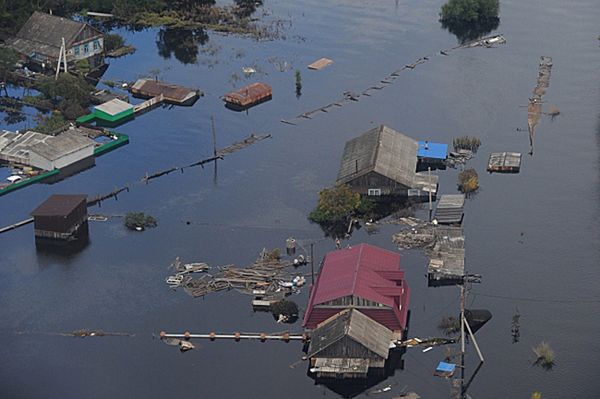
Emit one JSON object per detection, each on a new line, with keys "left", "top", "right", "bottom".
{"left": 336, "top": 125, "right": 438, "bottom": 197}
{"left": 30, "top": 194, "right": 88, "bottom": 240}
{"left": 307, "top": 309, "right": 393, "bottom": 379}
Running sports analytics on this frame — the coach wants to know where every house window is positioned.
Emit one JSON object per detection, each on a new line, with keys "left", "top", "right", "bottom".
{"left": 74, "top": 46, "right": 80, "bottom": 56}
{"left": 93, "top": 40, "right": 99, "bottom": 50}
{"left": 83, "top": 44, "right": 89, "bottom": 54}
{"left": 367, "top": 188, "right": 381, "bottom": 196}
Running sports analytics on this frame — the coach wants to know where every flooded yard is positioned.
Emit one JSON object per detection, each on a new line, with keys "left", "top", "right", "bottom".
{"left": 1, "top": 0, "right": 599, "bottom": 398}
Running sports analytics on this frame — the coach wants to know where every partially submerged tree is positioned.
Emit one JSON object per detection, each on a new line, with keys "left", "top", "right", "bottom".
{"left": 124, "top": 212, "right": 158, "bottom": 231}
{"left": 453, "top": 135, "right": 481, "bottom": 152}
{"left": 308, "top": 184, "right": 374, "bottom": 225}
{"left": 458, "top": 168, "right": 479, "bottom": 193}
{"left": 0, "top": 47, "right": 19, "bottom": 82}
{"left": 439, "top": 0, "right": 500, "bottom": 43}
{"left": 532, "top": 341, "right": 555, "bottom": 370}
{"left": 438, "top": 316, "right": 461, "bottom": 336}
{"left": 294, "top": 69, "right": 302, "bottom": 97}
{"left": 270, "top": 299, "right": 299, "bottom": 323}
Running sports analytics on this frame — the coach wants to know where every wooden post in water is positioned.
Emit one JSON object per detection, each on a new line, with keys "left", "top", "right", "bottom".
{"left": 211, "top": 115, "right": 218, "bottom": 184}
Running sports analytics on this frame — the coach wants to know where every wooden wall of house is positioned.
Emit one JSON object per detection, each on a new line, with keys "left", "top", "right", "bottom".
{"left": 347, "top": 171, "right": 410, "bottom": 196}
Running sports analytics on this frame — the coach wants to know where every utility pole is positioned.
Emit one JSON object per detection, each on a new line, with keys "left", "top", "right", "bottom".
{"left": 428, "top": 166, "right": 433, "bottom": 222}
{"left": 211, "top": 115, "right": 218, "bottom": 185}
{"left": 460, "top": 279, "right": 466, "bottom": 399}
{"left": 310, "top": 243, "right": 315, "bottom": 285}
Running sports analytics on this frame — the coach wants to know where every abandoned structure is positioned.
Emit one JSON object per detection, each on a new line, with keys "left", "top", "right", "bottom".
{"left": 223, "top": 82, "right": 272, "bottom": 110}
{"left": 336, "top": 125, "right": 438, "bottom": 197}
{"left": 303, "top": 244, "right": 410, "bottom": 378}
{"left": 5, "top": 11, "right": 105, "bottom": 72}
{"left": 130, "top": 79, "right": 200, "bottom": 106}
{"left": 30, "top": 194, "right": 88, "bottom": 240}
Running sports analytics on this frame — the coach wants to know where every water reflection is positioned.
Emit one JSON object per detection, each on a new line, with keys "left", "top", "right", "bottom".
{"left": 35, "top": 222, "right": 90, "bottom": 264}
{"left": 307, "top": 348, "right": 406, "bottom": 398}
{"left": 234, "top": 0, "right": 265, "bottom": 18}
{"left": 156, "top": 28, "right": 209, "bottom": 65}
{"left": 441, "top": 18, "right": 500, "bottom": 44}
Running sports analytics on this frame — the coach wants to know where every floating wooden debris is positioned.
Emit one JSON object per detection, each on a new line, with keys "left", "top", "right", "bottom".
{"left": 487, "top": 152, "right": 522, "bottom": 173}
{"left": 130, "top": 79, "right": 201, "bottom": 106}
{"left": 462, "top": 34, "right": 506, "bottom": 48}
{"left": 528, "top": 56, "right": 553, "bottom": 154}
{"left": 434, "top": 194, "right": 465, "bottom": 225}
{"left": 223, "top": 82, "right": 272, "bottom": 110}
{"left": 308, "top": 58, "right": 333, "bottom": 70}
{"left": 169, "top": 249, "right": 303, "bottom": 299}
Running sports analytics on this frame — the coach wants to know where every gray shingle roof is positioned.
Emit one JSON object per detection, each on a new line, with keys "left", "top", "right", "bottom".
{"left": 336, "top": 125, "right": 420, "bottom": 188}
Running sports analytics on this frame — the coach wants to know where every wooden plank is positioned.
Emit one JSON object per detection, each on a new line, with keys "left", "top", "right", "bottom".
{"left": 308, "top": 58, "right": 333, "bottom": 70}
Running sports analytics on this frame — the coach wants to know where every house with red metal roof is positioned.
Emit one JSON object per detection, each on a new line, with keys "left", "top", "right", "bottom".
{"left": 303, "top": 243, "right": 410, "bottom": 334}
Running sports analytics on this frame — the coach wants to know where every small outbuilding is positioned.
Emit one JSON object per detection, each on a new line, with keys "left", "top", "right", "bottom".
{"left": 31, "top": 194, "right": 88, "bottom": 240}
{"left": 223, "top": 82, "right": 272, "bottom": 110}
{"left": 91, "top": 99, "right": 134, "bottom": 123}
{"left": 417, "top": 140, "right": 448, "bottom": 170}
{"left": 336, "top": 125, "right": 438, "bottom": 197}
{"left": 307, "top": 309, "right": 394, "bottom": 379}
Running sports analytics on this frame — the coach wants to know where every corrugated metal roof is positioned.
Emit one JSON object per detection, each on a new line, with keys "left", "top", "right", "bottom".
{"left": 434, "top": 194, "right": 465, "bottom": 224}
{"left": 417, "top": 141, "right": 448, "bottom": 160}
{"left": 31, "top": 194, "right": 87, "bottom": 217}
{"left": 29, "top": 131, "right": 95, "bottom": 161}
{"left": 336, "top": 125, "right": 419, "bottom": 188}
{"left": 94, "top": 99, "right": 133, "bottom": 116}
{"left": 304, "top": 244, "right": 409, "bottom": 330}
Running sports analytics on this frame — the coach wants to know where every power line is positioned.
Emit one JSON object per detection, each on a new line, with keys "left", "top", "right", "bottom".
{"left": 471, "top": 291, "right": 600, "bottom": 304}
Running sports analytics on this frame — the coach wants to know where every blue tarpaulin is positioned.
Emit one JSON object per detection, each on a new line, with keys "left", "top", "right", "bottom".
{"left": 418, "top": 141, "right": 448, "bottom": 160}
{"left": 436, "top": 362, "right": 456, "bottom": 373}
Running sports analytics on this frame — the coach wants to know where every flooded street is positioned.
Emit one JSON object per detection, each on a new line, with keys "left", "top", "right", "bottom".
{"left": 1, "top": 0, "right": 599, "bottom": 397}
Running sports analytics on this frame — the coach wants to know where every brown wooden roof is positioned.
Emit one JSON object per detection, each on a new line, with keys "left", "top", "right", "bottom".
{"left": 31, "top": 194, "right": 87, "bottom": 217}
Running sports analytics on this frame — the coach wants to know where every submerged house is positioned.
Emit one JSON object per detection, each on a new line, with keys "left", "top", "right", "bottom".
{"left": 5, "top": 11, "right": 104, "bottom": 72}
{"left": 304, "top": 244, "right": 410, "bottom": 379}
{"left": 336, "top": 125, "right": 438, "bottom": 198}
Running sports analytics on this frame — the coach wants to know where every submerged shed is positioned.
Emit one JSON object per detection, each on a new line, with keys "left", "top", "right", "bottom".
{"left": 427, "top": 226, "right": 465, "bottom": 286}
{"left": 336, "top": 125, "right": 438, "bottom": 197}
{"left": 92, "top": 99, "right": 134, "bottom": 123}
{"left": 130, "top": 79, "right": 200, "bottom": 106}
{"left": 307, "top": 309, "right": 394, "bottom": 379}
{"left": 487, "top": 152, "right": 522, "bottom": 173}
{"left": 434, "top": 194, "right": 465, "bottom": 225}
{"left": 30, "top": 194, "right": 88, "bottom": 240}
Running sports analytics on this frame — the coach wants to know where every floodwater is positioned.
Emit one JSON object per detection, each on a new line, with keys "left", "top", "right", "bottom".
{"left": 1, "top": 0, "right": 599, "bottom": 398}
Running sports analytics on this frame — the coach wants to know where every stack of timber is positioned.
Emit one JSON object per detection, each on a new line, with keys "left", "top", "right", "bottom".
{"left": 223, "top": 83, "right": 272, "bottom": 110}
{"left": 130, "top": 79, "right": 201, "bottom": 106}
{"left": 434, "top": 194, "right": 465, "bottom": 225}
{"left": 487, "top": 152, "right": 522, "bottom": 173}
